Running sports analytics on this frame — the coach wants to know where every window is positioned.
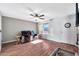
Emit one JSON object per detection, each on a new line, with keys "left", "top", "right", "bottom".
{"left": 43, "top": 23, "right": 48, "bottom": 31}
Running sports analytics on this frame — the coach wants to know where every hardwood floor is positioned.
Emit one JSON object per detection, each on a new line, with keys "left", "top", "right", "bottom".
{"left": 0, "top": 39, "right": 78, "bottom": 56}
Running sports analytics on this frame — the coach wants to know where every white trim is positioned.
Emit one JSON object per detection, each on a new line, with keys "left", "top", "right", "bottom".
{"left": 48, "top": 39, "right": 77, "bottom": 46}
{"left": 2, "top": 40, "right": 17, "bottom": 44}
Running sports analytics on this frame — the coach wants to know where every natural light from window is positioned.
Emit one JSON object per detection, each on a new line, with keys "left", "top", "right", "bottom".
{"left": 30, "top": 40, "right": 43, "bottom": 44}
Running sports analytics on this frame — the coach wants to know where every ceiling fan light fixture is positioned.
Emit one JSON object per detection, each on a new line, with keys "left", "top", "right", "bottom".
{"left": 34, "top": 17, "right": 39, "bottom": 19}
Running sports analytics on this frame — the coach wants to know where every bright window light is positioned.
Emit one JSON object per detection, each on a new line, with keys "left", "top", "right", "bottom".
{"left": 30, "top": 40, "right": 43, "bottom": 44}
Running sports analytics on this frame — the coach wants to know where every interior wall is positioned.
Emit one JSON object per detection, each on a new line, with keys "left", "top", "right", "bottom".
{"left": 0, "top": 13, "right": 1, "bottom": 51}
{"left": 48, "top": 14, "right": 76, "bottom": 45}
{"left": 2, "top": 16, "right": 37, "bottom": 43}
{"left": 77, "top": 26, "right": 79, "bottom": 44}
{"left": 38, "top": 14, "right": 76, "bottom": 45}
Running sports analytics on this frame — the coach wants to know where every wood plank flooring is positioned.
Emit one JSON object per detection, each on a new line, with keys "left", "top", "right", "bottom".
{"left": 0, "top": 39, "right": 78, "bottom": 56}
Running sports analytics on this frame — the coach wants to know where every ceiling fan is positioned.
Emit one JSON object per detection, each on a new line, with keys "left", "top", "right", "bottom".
{"left": 30, "top": 13, "right": 45, "bottom": 20}
{"left": 23, "top": 5, "right": 54, "bottom": 21}
{"left": 26, "top": 7, "right": 45, "bottom": 20}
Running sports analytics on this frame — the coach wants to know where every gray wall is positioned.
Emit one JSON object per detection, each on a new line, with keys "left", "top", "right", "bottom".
{"left": 48, "top": 14, "right": 76, "bottom": 45}
{"left": 38, "top": 14, "right": 76, "bottom": 45}
{"left": 2, "top": 16, "right": 37, "bottom": 43}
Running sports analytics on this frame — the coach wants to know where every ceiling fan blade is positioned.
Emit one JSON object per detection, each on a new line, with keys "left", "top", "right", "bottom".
{"left": 49, "top": 18, "right": 54, "bottom": 21}
{"left": 37, "top": 9, "right": 45, "bottom": 14}
{"left": 27, "top": 7, "right": 33, "bottom": 12}
{"left": 26, "top": 7, "right": 36, "bottom": 14}
{"left": 39, "top": 14, "right": 44, "bottom": 17}
{"left": 30, "top": 14, "right": 34, "bottom": 16}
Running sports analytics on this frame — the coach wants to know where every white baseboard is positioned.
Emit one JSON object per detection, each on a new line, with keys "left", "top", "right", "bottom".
{"left": 2, "top": 40, "right": 17, "bottom": 44}
{"left": 48, "top": 38, "right": 77, "bottom": 46}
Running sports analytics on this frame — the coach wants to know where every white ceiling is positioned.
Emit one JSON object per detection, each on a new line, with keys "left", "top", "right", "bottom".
{"left": 0, "top": 3, "right": 76, "bottom": 22}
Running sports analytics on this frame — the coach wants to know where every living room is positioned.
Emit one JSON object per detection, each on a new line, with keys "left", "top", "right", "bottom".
{"left": 0, "top": 3, "right": 78, "bottom": 56}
